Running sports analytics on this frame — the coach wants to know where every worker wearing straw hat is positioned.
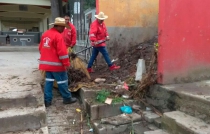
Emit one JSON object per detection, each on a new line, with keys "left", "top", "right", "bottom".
{"left": 87, "top": 12, "right": 120, "bottom": 73}
{"left": 39, "top": 17, "right": 77, "bottom": 107}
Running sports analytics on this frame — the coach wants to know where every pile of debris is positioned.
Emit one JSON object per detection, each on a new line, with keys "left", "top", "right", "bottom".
{"left": 90, "top": 38, "right": 157, "bottom": 80}
{"left": 68, "top": 37, "right": 158, "bottom": 98}
{"left": 67, "top": 68, "right": 87, "bottom": 87}
{"left": 91, "top": 37, "right": 158, "bottom": 97}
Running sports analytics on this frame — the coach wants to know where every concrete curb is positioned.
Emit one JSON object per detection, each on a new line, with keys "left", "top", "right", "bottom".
{"left": 5, "top": 126, "right": 49, "bottom": 134}
{"left": 162, "top": 111, "right": 210, "bottom": 134}
{"left": 0, "top": 84, "right": 44, "bottom": 110}
{"left": 0, "top": 46, "right": 38, "bottom": 52}
{"left": 144, "top": 129, "right": 169, "bottom": 134}
{"left": 148, "top": 83, "right": 210, "bottom": 123}
{"left": 0, "top": 105, "right": 47, "bottom": 133}
{"left": 85, "top": 99, "right": 139, "bottom": 120}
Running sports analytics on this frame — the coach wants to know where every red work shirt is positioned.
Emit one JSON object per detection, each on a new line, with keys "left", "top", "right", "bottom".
{"left": 89, "top": 20, "right": 109, "bottom": 47}
{"left": 62, "top": 22, "right": 77, "bottom": 47}
{"left": 39, "top": 28, "right": 70, "bottom": 72}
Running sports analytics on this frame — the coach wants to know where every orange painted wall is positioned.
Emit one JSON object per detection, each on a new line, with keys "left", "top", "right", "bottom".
{"left": 95, "top": 0, "right": 158, "bottom": 60}
{"left": 98, "top": 0, "right": 159, "bottom": 27}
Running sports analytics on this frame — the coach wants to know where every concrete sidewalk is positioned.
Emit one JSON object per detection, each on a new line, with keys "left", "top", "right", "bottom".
{"left": 0, "top": 52, "right": 92, "bottom": 134}
{"left": 0, "top": 52, "right": 47, "bottom": 133}
{"left": 0, "top": 52, "right": 41, "bottom": 95}
{"left": 0, "top": 46, "right": 38, "bottom": 52}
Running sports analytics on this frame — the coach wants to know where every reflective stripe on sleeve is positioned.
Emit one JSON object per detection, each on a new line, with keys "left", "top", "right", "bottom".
{"left": 89, "top": 34, "right": 95, "bottom": 37}
{"left": 39, "top": 61, "right": 62, "bottom": 66}
{"left": 59, "top": 55, "right": 69, "bottom": 60}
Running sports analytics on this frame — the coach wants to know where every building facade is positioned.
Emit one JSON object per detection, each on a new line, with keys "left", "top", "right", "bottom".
{"left": 96, "top": 0, "right": 159, "bottom": 58}
{"left": 0, "top": 0, "right": 68, "bottom": 45}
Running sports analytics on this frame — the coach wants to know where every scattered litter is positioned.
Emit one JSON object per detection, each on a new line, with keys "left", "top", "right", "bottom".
{"left": 105, "top": 98, "right": 113, "bottom": 105}
{"left": 89, "top": 128, "right": 93, "bottom": 132}
{"left": 123, "top": 82, "right": 129, "bottom": 90}
{"left": 117, "top": 80, "right": 124, "bottom": 85}
{"left": 115, "top": 82, "right": 129, "bottom": 90}
{"left": 122, "top": 94, "right": 130, "bottom": 99}
{"left": 111, "top": 58, "right": 119, "bottom": 63}
{"left": 146, "top": 107, "right": 152, "bottom": 111}
{"left": 120, "top": 105, "right": 132, "bottom": 114}
{"left": 115, "top": 85, "right": 123, "bottom": 90}
{"left": 94, "top": 78, "right": 106, "bottom": 83}
{"left": 72, "top": 119, "right": 76, "bottom": 125}
{"left": 76, "top": 108, "right": 81, "bottom": 113}
{"left": 132, "top": 104, "right": 141, "bottom": 110}
{"left": 135, "top": 59, "right": 146, "bottom": 81}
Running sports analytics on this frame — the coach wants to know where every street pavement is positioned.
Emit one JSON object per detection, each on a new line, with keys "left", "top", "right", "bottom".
{"left": 0, "top": 52, "right": 91, "bottom": 134}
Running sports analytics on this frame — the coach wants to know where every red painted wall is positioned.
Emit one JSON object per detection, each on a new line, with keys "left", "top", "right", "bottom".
{"left": 158, "top": 0, "right": 210, "bottom": 84}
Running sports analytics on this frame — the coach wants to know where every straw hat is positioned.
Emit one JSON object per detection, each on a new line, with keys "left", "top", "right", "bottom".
{"left": 95, "top": 12, "right": 108, "bottom": 20}
{"left": 49, "top": 17, "right": 70, "bottom": 29}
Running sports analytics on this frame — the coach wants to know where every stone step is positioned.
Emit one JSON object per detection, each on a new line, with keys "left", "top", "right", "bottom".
{"left": 85, "top": 99, "right": 139, "bottom": 120}
{"left": 147, "top": 124, "right": 159, "bottom": 131}
{"left": 79, "top": 87, "right": 101, "bottom": 109}
{"left": 154, "top": 117, "right": 162, "bottom": 128}
{"left": 92, "top": 112, "right": 164, "bottom": 134}
{"left": 5, "top": 127, "right": 49, "bottom": 134}
{"left": 162, "top": 111, "right": 210, "bottom": 134}
{"left": 144, "top": 129, "right": 169, "bottom": 134}
{"left": 0, "top": 84, "right": 43, "bottom": 111}
{"left": 93, "top": 120, "right": 149, "bottom": 134}
{"left": 93, "top": 113, "right": 142, "bottom": 134}
{"left": 143, "top": 111, "right": 160, "bottom": 123}
{"left": 147, "top": 81, "right": 210, "bottom": 123}
{"left": 0, "top": 105, "right": 47, "bottom": 133}
{"left": 101, "top": 113, "right": 142, "bottom": 126}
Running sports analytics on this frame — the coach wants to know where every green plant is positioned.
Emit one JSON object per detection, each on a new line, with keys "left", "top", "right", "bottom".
{"left": 154, "top": 43, "right": 159, "bottom": 52}
{"left": 86, "top": 114, "right": 92, "bottom": 129}
{"left": 96, "top": 89, "right": 110, "bottom": 103}
{"left": 96, "top": 89, "right": 125, "bottom": 104}
{"left": 130, "top": 119, "right": 135, "bottom": 134}
{"left": 112, "top": 97, "right": 124, "bottom": 104}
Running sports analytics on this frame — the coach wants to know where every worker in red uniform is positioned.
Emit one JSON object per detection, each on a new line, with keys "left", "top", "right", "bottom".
{"left": 39, "top": 17, "right": 77, "bottom": 107}
{"left": 87, "top": 12, "right": 120, "bottom": 73}
{"left": 62, "top": 15, "right": 77, "bottom": 52}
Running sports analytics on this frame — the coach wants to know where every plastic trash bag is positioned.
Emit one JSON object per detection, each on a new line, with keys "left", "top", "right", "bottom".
{"left": 120, "top": 105, "right": 132, "bottom": 114}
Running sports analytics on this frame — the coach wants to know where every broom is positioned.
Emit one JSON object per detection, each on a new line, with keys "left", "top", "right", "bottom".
{"left": 68, "top": 48, "right": 91, "bottom": 80}
{"left": 69, "top": 40, "right": 107, "bottom": 80}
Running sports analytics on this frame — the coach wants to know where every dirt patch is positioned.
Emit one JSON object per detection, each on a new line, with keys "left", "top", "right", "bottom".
{"left": 68, "top": 69, "right": 87, "bottom": 83}
{"left": 68, "top": 37, "right": 158, "bottom": 96}
{"left": 90, "top": 37, "right": 158, "bottom": 84}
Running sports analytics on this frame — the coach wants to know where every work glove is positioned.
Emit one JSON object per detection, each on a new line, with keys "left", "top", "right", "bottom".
{"left": 64, "top": 66, "right": 69, "bottom": 70}
{"left": 91, "top": 41, "right": 98, "bottom": 46}
{"left": 106, "top": 36, "right": 110, "bottom": 41}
